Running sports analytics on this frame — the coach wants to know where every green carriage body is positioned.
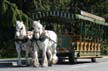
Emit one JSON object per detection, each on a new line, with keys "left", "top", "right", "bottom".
{"left": 32, "top": 10, "right": 107, "bottom": 63}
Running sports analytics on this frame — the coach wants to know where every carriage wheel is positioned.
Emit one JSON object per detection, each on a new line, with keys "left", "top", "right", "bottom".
{"left": 69, "top": 56, "right": 77, "bottom": 64}
{"left": 57, "top": 57, "right": 64, "bottom": 63}
{"left": 91, "top": 58, "right": 96, "bottom": 62}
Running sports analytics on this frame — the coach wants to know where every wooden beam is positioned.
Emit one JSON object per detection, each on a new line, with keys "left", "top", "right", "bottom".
{"left": 76, "top": 14, "right": 108, "bottom": 26}
{"left": 81, "top": 10, "right": 105, "bottom": 22}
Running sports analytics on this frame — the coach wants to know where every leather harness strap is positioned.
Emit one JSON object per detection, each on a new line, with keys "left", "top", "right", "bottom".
{"left": 33, "top": 31, "right": 58, "bottom": 49}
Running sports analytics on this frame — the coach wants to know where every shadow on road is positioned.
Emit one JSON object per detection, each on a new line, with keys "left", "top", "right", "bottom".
{"left": 57, "top": 60, "right": 97, "bottom": 65}
{"left": 0, "top": 63, "right": 30, "bottom": 68}
{"left": 0, "top": 59, "right": 30, "bottom": 68}
{"left": 0, "top": 59, "right": 98, "bottom": 68}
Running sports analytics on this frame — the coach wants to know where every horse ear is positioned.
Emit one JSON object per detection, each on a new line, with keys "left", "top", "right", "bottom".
{"left": 16, "top": 20, "right": 19, "bottom": 24}
{"left": 43, "top": 25, "right": 46, "bottom": 30}
{"left": 38, "top": 20, "right": 40, "bottom": 23}
{"left": 21, "top": 21, "right": 23, "bottom": 24}
{"left": 33, "top": 20, "right": 40, "bottom": 24}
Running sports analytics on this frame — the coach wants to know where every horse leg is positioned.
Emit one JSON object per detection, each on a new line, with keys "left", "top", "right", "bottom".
{"left": 32, "top": 43, "right": 40, "bottom": 67}
{"left": 17, "top": 48, "right": 22, "bottom": 66}
{"left": 42, "top": 47, "right": 48, "bottom": 67}
{"left": 33, "top": 50, "right": 40, "bottom": 67}
{"left": 52, "top": 44, "right": 58, "bottom": 64}
{"left": 47, "top": 49, "right": 53, "bottom": 66}
{"left": 25, "top": 49, "right": 29, "bottom": 66}
{"left": 15, "top": 42, "right": 22, "bottom": 66}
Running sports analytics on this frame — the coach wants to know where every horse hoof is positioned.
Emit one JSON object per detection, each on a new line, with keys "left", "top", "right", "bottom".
{"left": 48, "top": 64, "right": 52, "bottom": 66}
{"left": 17, "top": 65, "right": 22, "bottom": 67}
{"left": 48, "top": 61, "right": 53, "bottom": 66}
{"left": 41, "top": 64, "right": 48, "bottom": 67}
{"left": 33, "top": 63, "right": 40, "bottom": 67}
{"left": 42, "top": 64, "right": 48, "bottom": 67}
{"left": 33, "top": 64, "right": 39, "bottom": 67}
{"left": 52, "top": 59, "right": 58, "bottom": 64}
{"left": 26, "top": 64, "right": 30, "bottom": 67}
{"left": 17, "top": 63, "right": 22, "bottom": 67}
{"left": 52, "top": 56, "right": 58, "bottom": 64}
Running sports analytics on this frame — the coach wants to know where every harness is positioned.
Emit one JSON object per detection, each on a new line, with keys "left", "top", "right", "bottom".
{"left": 32, "top": 31, "right": 46, "bottom": 49}
{"left": 33, "top": 31, "right": 57, "bottom": 49}
{"left": 15, "top": 36, "right": 28, "bottom": 43}
{"left": 15, "top": 30, "right": 33, "bottom": 44}
{"left": 15, "top": 36, "right": 31, "bottom": 49}
{"left": 33, "top": 31, "right": 47, "bottom": 42}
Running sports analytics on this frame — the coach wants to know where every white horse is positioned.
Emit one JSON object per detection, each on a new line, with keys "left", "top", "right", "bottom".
{"left": 15, "top": 20, "right": 33, "bottom": 66}
{"left": 32, "top": 20, "right": 58, "bottom": 67}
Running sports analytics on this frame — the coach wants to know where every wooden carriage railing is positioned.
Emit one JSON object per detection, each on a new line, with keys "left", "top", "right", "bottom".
{"left": 76, "top": 41, "right": 100, "bottom": 52}
{"left": 57, "top": 33, "right": 101, "bottom": 56}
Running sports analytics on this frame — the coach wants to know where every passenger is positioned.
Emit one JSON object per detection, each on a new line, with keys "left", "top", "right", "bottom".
{"left": 64, "top": 29, "right": 68, "bottom": 35}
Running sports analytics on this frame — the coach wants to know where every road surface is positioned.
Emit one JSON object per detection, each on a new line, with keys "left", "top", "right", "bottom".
{"left": 0, "top": 57, "right": 108, "bottom": 71}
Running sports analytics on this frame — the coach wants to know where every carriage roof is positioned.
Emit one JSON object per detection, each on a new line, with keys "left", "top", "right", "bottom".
{"left": 31, "top": 10, "right": 108, "bottom": 26}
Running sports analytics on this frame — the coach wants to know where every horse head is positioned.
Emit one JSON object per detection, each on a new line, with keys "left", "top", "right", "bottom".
{"left": 15, "top": 20, "right": 26, "bottom": 39}
{"left": 33, "top": 20, "right": 45, "bottom": 39}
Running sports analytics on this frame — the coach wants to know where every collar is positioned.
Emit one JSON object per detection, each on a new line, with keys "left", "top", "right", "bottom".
{"left": 15, "top": 36, "right": 29, "bottom": 43}
{"left": 33, "top": 31, "right": 47, "bottom": 42}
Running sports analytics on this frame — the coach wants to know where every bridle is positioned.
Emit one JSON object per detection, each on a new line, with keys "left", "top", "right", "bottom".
{"left": 15, "top": 26, "right": 31, "bottom": 48}
{"left": 32, "top": 22, "right": 57, "bottom": 49}
{"left": 33, "top": 29, "right": 58, "bottom": 49}
{"left": 33, "top": 30, "right": 46, "bottom": 42}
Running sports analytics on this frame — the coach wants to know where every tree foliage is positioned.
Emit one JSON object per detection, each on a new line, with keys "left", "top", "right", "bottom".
{"left": 0, "top": 0, "right": 32, "bottom": 58}
{"left": 0, "top": 0, "right": 108, "bottom": 58}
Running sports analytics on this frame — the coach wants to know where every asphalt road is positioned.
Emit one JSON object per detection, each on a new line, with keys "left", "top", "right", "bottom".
{"left": 0, "top": 57, "right": 108, "bottom": 71}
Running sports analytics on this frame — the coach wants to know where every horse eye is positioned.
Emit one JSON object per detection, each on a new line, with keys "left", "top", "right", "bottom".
{"left": 20, "top": 27, "right": 23, "bottom": 30}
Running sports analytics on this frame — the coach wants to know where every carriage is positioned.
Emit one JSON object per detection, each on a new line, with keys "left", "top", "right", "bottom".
{"left": 32, "top": 10, "right": 107, "bottom": 63}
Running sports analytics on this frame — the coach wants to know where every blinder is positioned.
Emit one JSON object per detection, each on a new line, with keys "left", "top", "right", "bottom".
{"left": 33, "top": 31, "right": 47, "bottom": 42}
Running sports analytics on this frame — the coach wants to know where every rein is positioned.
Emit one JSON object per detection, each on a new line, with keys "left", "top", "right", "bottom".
{"left": 46, "top": 36, "right": 57, "bottom": 44}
